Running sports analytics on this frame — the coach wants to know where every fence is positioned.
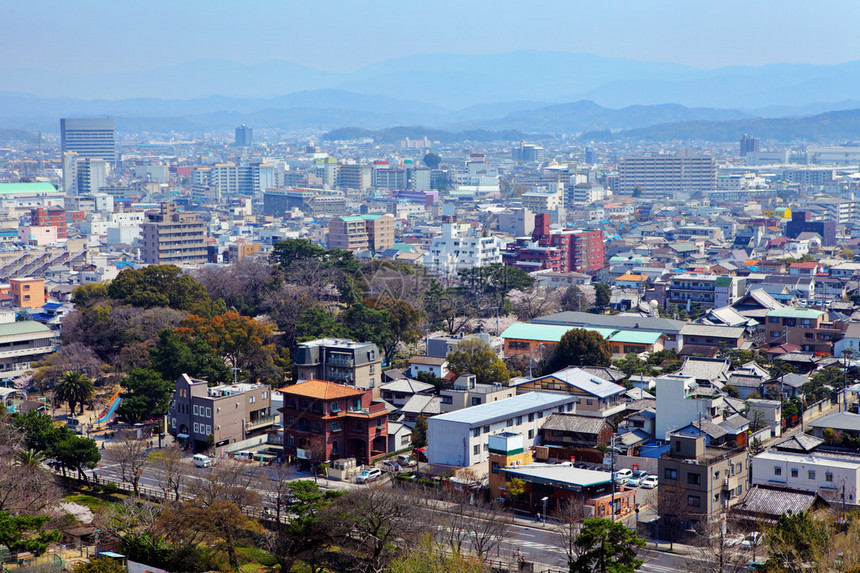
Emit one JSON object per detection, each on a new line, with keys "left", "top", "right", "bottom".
{"left": 0, "top": 553, "right": 64, "bottom": 573}
{"left": 613, "top": 454, "right": 659, "bottom": 474}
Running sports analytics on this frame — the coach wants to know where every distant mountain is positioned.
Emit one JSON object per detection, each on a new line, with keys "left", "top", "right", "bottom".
{"left": 455, "top": 101, "right": 750, "bottom": 133}
{"left": 583, "top": 108, "right": 860, "bottom": 143}
{"left": 6, "top": 51, "right": 860, "bottom": 111}
{"left": 321, "top": 126, "right": 531, "bottom": 144}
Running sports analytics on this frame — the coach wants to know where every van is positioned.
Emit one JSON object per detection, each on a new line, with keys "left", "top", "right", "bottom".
{"left": 193, "top": 454, "right": 212, "bottom": 468}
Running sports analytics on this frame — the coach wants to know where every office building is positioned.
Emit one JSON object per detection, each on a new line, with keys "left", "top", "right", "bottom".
{"left": 60, "top": 118, "right": 115, "bottom": 162}
{"left": 511, "top": 143, "right": 545, "bottom": 163}
{"left": 234, "top": 124, "right": 253, "bottom": 146}
{"left": 618, "top": 150, "right": 716, "bottom": 200}
{"left": 140, "top": 202, "right": 207, "bottom": 265}
{"left": 169, "top": 374, "right": 275, "bottom": 451}
{"left": 327, "top": 214, "right": 395, "bottom": 252}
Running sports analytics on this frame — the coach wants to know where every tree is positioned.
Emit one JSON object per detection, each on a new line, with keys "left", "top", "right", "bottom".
{"left": 0, "top": 512, "right": 60, "bottom": 556}
{"left": 107, "top": 265, "right": 211, "bottom": 313}
{"left": 769, "top": 359, "right": 797, "bottom": 379}
{"left": 411, "top": 416, "right": 428, "bottom": 448}
{"left": 54, "top": 370, "right": 94, "bottom": 415}
{"left": 52, "top": 434, "right": 101, "bottom": 483}
{"left": 294, "top": 306, "right": 347, "bottom": 343}
{"left": 446, "top": 338, "right": 510, "bottom": 386}
{"left": 553, "top": 498, "right": 588, "bottom": 572}
{"left": 363, "top": 297, "right": 423, "bottom": 364}
{"left": 422, "top": 152, "right": 441, "bottom": 169}
{"left": 657, "top": 482, "right": 693, "bottom": 550}
{"left": 149, "top": 446, "right": 187, "bottom": 501}
{"left": 766, "top": 510, "right": 833, "bottom": 572}
{"left": 117, "top": 369, "right": 173, "bottom": 424}
{"left": 340, "top": 303, "right": 396, "bottom": 361}
{"left": 72, "top": 558, "right": 126, "bottom": 573}
{"left": 543, "top": 329, "right": 612, "bottom": 374}
{"left": 570, "top": 517, "right": 645, "bottom": 573}
{"left": 149, "top": 330, "right": 231, "bottom": 385}
{"left": 561, "top": 285, "right": 587, "bottom": 312}
{"left": 113, "top": 438, "right": 148, "bottom": 496}
{"left": 595, "top": 283, "right": 611, "bottom": 308}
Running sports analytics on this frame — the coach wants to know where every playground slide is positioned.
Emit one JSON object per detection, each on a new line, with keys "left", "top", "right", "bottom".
{"left": 93, "top": 393, "right": 122, "bottom": 424}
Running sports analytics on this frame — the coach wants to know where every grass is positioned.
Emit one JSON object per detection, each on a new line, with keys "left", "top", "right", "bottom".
{"left": 64, "top": 493, "right": 122, "bottom": 512}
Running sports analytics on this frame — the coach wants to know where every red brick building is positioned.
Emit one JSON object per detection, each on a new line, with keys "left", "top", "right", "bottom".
{"left": 30, "top": 206, "right": 67, "bottom": 239}
{"left": 279, "top": 380, "right": 389, "bottom": 465}
{"left": 503, "top": 213, "right": 605, "bottom": 274}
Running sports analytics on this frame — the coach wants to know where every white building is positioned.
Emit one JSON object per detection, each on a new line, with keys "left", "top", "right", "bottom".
{"left": 654, "top": 374, "right": 725, "bottom": 440}
{"left": 423, "top": 222, "right": 503, "bottom": 278}
{"left": 426, "top": 391, "right": 578, "bottom": 467}
{"left": 752, "top": 450, "right": 860, "bottom": 505}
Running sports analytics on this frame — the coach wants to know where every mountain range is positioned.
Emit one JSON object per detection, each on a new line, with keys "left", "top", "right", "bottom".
{"left": 4, "top": 51, "right": 860, "bottom": 141}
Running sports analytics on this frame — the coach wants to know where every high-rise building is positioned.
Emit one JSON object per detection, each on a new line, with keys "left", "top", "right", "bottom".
{"left": 740, "top": 134, "right": 761, "bottom": 156}
{"left": 327, "top": 214, "right": 395, "bottom": 252}
{"left": 197, "top": 162, "right": 273, "bottom": 196}
{"left": 511, "top": 142, "right": 545, "bottom": 163}
{"left": 503, "top": 213, "right": 605, "bottom": 274}
{"left": 235, "top": 124, "right": 253, "bottom": 146}
{"left": 62, "top": 152, "right": 107, "bottom": 195}
{"left": 141, "top": 202, "right": 207, "bottom": 265}
{"left": 618, "top": 150, "right": 716, "bottom": 200}
{"left": 60, "top": 118, "right": 115, "bottom": 162}
{"left": 585, "top": 147, "right": 598, "bottom": 164}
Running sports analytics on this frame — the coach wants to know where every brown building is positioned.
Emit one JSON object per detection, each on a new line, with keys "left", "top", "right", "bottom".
{"left": 327, "top": 214, "right": 395, "bottom": 252}
{"left": 141, "top": 202, "right": 207, "bottom": 265}
{"left": 279, "top": 379, "right": 389, "bottom": 465}
{"left": 765, "top": 307, "right": 840, "bottom": 354}
{"left": 657, "top": 433, "right": 749, "bottom": 529}
{"left": 294, "top": 338, "right": 382, "bottom": 396}
{"left": 168, "top": 374, "right": 275, "bottom": 451}
{"left": 10, "top": 278, "right": 45, "bottom": 308}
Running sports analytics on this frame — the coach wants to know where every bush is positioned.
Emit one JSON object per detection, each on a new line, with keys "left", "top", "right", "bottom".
{"left": 103, "top": 482, "right": 119, "bottom": 495}
{"left": 90, "top": 484, "right": 102, "bottom": 493}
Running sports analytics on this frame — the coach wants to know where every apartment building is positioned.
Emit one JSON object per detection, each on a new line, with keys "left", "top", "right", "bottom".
{"left": 438, "top": 374, "right": 515, "bottom": 413}
{"left": 618, "top": 150, "right": 716, "bottom": 200}
{"left": 60, "top": 118, "right": 116, "bottom": 162}
{"left": 427, "top": 391, "right": 579, "bottom": 466}
{"left": 0, "top": 320, "right": 58, "bottom": 377}
{"left": 658, "top": 433, "right": 749, "bottom": 528}
{"left": 10, "top": 278, "right": 45, "bottom": 308}
{"left": 169, "top": 374, "right": 275, "bottom": 450}
{"left": 513, "top": 366, "right": 626, "bottom": 418}
{"left": 424, "top": 221, "right": 504, "bottom": 278}
{"left": 655, "top": 374, "right": 726, "bottom": 440}
{"left": 294, "top": 338, "right": 382, "bottom": 395}
{"left": 752, "top": 450, "right": 860, "bottom": 506}
{"left": 279, "top": 379, "right": 389, "bottom": 465}
{"left": 327, "top": 214, "right": 395, "bottom": 252}
{"left": 765, "top": 307, "right": 840, "bottom": 354}
{"left": 140, "top": 202, "right": 207, "bottom": 265}
{"left": 503, "top": 214, "right": 605, "bottom": 274}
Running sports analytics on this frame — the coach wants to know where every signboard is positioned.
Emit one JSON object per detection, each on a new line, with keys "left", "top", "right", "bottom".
{"left": 297, "top": 448, "right": 309, "bottom": 460}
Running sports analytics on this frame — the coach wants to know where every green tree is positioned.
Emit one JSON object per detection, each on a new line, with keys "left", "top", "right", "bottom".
{"left": 14, "top": 411, "right": 68, "bottom": 453}
{"left": 571, "top": 517, "right": 645, "bottom": 573}
{"left": 411, "top": 416, "right": 428, "bottom": 448}
{"left": 0, "top": 512, "right": 60, "bottom": 556}
{"left": 594, "top": 283, "right": 611, "bottom": 308}
{"left": 117, "top": 369, "right": 174, "bottom": 424}
{"left": 446, "top": 338, "right": 510, "bottom": 386}
{"left": 269, "top": 239, "right": 327, "bottom": 269}
{"left": 340, "top": 303, "right": 396, "bottom": 362}
{"left": 295, "top": 306, "right": 347, "bottom": 342}
{"left": 364, "top": 297, "right": 423, "bottom": 364}
{"left": 107, "top": 265, "right": 211, "bottom": 313}
{"left": 561, "top": 285, "right": 587, "bottom": 312}
{"left": 54, "top": 370, "right": 94, "bottom": 415}
{"left": 52, "top": 434, "right": 101, "bottom": 483}
{"left": 543, "top": 329, "right": 612, "bottom": 374}
{"left": 422, "top": 152, "right": 441, "bottom": 169}
{"left": 149, "top": 330, "right": 231, "bottom": 384}
{"left": 769, "top": 360, "right": 797, "bottom": 380}
{"left": 766, "top": 510, "right": 832, "bottom": 572}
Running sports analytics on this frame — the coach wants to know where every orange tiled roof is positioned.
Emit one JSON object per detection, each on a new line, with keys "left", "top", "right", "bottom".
{"left": 278, "top": 379, "right": 364, "bottom": 400}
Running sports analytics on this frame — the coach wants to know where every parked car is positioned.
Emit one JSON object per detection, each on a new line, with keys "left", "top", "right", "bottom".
{"left": 724, "top": 534, "right": 744, "bottom": 547}
{"left": 626, "top": 470, "right": 649, "bottom": 487}
{"left": 741, "top": 532, "right": 762, "bottom": 549}
{"left": 640, "top": 475, "right": 658, "bottom": 489}
{"left": 382, "top": 460, "right": 400, "bottom": 472}
{"left": 193, "top": 454, "right": 212, "bottom": 468}
{"left": 573, "top": 462, "right": 590, "bottom": 469}
{"left": 355, "top": 468, "right": 383, "bottom": 483}
{"left": 396, "top": 454, "right": 415, "bottom": 467}
{"left": 613, "top": 468, "right": 633, "bottom": 484}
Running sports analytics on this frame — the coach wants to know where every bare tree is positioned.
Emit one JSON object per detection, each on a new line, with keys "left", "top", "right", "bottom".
{"left": 658, "top": 481, "right": 697, "bottom": 550}
{"left": 149, "top": 445, "right": 187, "bottom": 501}
{"left": 465, "top": 498, "right": 512, "bottom": 564}
{"left": 328, "top": 487, "right": 428, "bottom": 573}
{"left": 260, "top": 463, "right": 294, "bottom": 526}
{"left": 553, "top": 497, "right": 588, "bottom": 571}
{"left": 187, "top": 459, "right": 261, "bottom": 513}
{"left": 98, "top": 496, "right": 163, "bottom": 555}
{"left": 113, "top": 437, "right": 148, "bottom": 496}
{"left": 508, "top": 287, "right": 562, "bottom": 321}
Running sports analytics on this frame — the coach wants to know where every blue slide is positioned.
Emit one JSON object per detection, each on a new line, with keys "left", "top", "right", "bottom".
{"left": 93, "top": 396, "right": 121, "bottom": 424}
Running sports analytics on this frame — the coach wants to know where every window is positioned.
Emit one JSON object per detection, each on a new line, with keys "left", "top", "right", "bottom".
{"left": 377, "top": 419, "right": 384, "bottom": 429}
{"left": 567, "top": 403, "right": 574, "bottom": 412}
{"left": 171, "top": 418, "right": 176, "bottom": 428}
{"left": 472, "top": 428, "right": 481, "bottom": 438}
{"left": 370, "top": 379, "right": 375, "bottom": 388}
{"left": 473, "top": 444, "right": 480, "bottom": 455}
{"left": 687, "top": 473, "right": 701, "bottom": 485}
{"left": 193, "top": 422, "right": 200, "bottom": 433}
{"left": 491, "top": 462, "right": 500, "bottom": 474}
{"left": 262, "top": 391, "right": 267, "bottom": 399}
{"left": 714, "top": 470, "right": 720, "bottom": 480}
{"left": 483, "top": 426, "right": 490, "bottom": 434}
{"left": 664, "top": 468, "right": 678, "bottom": 480}
{"left": 472, "top": 397, "right": 482, "bottom": 406}
{"left": 506, "top": 419, "right": 514, "bottom": 427}
{"left": 736, "top": 485, "right": 743, "bottom": 496}
{"left": 774, "top": 466, "right": 782, "bottom": 476}
{"left": 206, "top": 425, "right": 212, "bottom": 435}
{"left": 332, "top": 421, "right": 340, "bottom": 432}
{"left": 441, "top": 395, "right": 453, "bottom": 404}
{"left": 808, "top": 470, "right": 816, "bottom": 480}
{"left": 791, "top": 468, "right": 799, "bottom": 478}
{"left": 314, "top": 421, "right": 321, "bottom": 432}
{"left": 331, "top": 402, "right": 340, "bottom": 412}
{"left": 687, "top": 496, "right": 701, "bottom": 507}
{"left": 355, "top": 421, "right": 364, "bottom": 430}
{"left": 528, "top": 413, "right": 535, "bottom": 422}
{"left": 332, "top": 441, "right": 340, "bottom": 454}
{"left": 538, "top": 411, "right": 544, "bottom": 419}
{"left": 193, "top": 405, "right": 199, "bottom": 416}
{"left": 586, "top": 399, "right": 593, "bottom": 406}
{"left": 205, "top": 407, "right": 211, "bottom": 418}
{"left": 288, "top": 435, "right": 294, "bottom": 446}
{"left": 516, "top": 416, "right": 522, "bottom": 425}
{"left": 250, "top": 396, "right": 256, "bottom": 404}
{"left": 528, "top": 429, "right": 534, "bottom": 439}
{"left": 557, "top": 406, "right": 564, "bottom": 413}
{"left": 675, "top": 441, "right": 682, "bottom": 452}
{"left": 288, "top": 416, "right": 294, "bottom": 425}
{"left": 826, "top": 472, "right": 833, "bottom": 483}
{"left": 369, "top": 365, "right": 375, "bottom": 375}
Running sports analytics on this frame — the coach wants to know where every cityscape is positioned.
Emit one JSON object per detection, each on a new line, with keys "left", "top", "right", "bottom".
{"left": 3, "top": 2, "right": 860, "bottom": 573}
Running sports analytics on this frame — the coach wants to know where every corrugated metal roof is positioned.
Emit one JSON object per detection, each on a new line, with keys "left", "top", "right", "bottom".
{"left": 767, "top": 307, "right": 825, "bottom": 319}
{"left": 429, "top": 391, "right": 575, "bottom": 425}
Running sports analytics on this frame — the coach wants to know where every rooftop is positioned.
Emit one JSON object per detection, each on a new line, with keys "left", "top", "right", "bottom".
{"left": 278, "top": 379, "right": 364, "bottom": 400}
{"left": 517, "top": 366, "right": 626, "bottom": 399}
{"left": 766, "top": 307, "right": 825, "bottom": 320}
{"left": 500, "top": 463, "right": 612, "bottom": 489}
{"left": 429, "top": 391, "right": 575, "bottom": 426}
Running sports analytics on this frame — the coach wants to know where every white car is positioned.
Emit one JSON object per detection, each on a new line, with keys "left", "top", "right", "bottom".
{"left": 724, "top": 534, "right": 744, "bottom": 547}
{"left": 626, "top": 470, "right": 649, "bottom": 487}
{"left": 612, "top": 468, "right": 633, "bottom": 484}
{"left": 355, "top": 468, "right": 382, "bottom": 484}
{"left": 640, "top": 475, "right": 658, "bottom": 489}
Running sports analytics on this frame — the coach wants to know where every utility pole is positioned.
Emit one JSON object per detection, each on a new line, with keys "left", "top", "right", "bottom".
{"left": 610, "top": 434, "right": 616, "bottom": 522}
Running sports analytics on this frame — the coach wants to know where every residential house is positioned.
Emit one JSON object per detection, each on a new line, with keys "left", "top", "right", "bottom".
{"left": 539, "top": 414, "right": 614, "bottom": 448}
{"left": 294, "top": 338, "right": 382, "bottom": 395}
{"left": 378, "top": 379, "right": 434, "bottom": 409}
{"left": 765, "top": 308, "right": 839, "bottom": 354}
{"left": 655, "top": 374, "right": 726, "bottom": 440}
{"left": 678, "top": 324, "right": 748, "bottom": 352}
{"left": 408, "top": 356, "right": 449, "bottom": 379}
{"left": 751, "top": 449, "right": 860, "bottom": 506}
{"left": 438, "top": 374, "right": 515, "bottom": 413}
{"left": 531, "top": 311, "right": 687, "bottom": 351}
{"left": 513, "top": 367, "right": 626, "bottom": 418}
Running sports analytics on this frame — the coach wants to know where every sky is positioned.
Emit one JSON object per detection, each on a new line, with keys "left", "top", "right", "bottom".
{"left": 3, "top": 0, "right": 859, "bottom": 73}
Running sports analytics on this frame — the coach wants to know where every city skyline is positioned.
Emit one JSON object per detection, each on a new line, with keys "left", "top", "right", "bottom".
{"left": 3, "top": 0, "right": 860, "bottom": 74}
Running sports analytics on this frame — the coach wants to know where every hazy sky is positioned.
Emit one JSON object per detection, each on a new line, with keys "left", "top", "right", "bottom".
{"left": 5, "top": 0, "right": 859, "bottom": 72}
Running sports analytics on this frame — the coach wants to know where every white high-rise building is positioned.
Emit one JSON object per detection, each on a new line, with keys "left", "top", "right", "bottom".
{"left": 423, "top": 222, "right": 503, "bottom": 278}
{"left": 60, "top": 118, "right": 115, "bottom": 162}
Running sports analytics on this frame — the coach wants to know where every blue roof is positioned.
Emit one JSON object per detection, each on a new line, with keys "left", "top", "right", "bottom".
{"left": 42, "top": 302, "right": 63, "bottom": 310}
{"left": 429, "top": 391, "right": 576, "bottom": 426}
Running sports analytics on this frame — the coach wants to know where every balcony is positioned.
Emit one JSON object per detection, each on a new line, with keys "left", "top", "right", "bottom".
{"left": 245, "top": 415, "right": 276, "bottom": 431}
